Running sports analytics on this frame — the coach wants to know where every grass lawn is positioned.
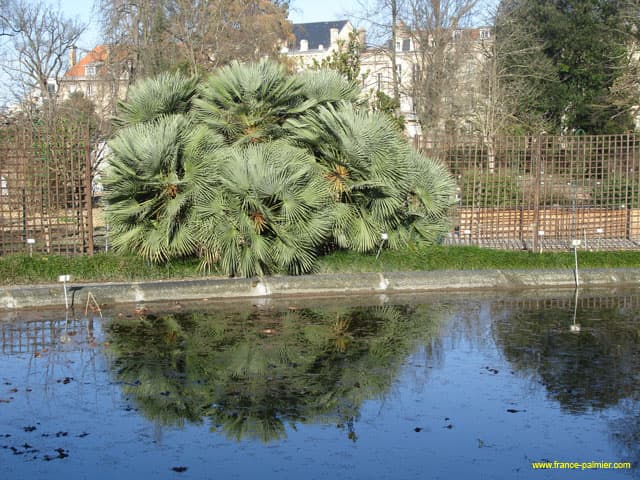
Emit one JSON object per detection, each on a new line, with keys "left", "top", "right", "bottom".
{"left": 1, "top": 245, "right": 640, "bottom": 286}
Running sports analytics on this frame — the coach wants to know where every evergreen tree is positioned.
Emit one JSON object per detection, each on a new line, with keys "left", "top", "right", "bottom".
{"left": 496, "top": 0, "right": 637, "bottom": 133}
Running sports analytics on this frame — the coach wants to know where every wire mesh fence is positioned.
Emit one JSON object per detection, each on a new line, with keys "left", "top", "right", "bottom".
{"left": 417, "top": 134, "right": 640, "bottom": 251}
{"left": 0, "top": 120, "right": 93, "bottom": 256}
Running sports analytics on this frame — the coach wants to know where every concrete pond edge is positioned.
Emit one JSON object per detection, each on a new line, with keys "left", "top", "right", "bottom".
{"left": 2, "top": 268, "right": 640, "bottom": 311}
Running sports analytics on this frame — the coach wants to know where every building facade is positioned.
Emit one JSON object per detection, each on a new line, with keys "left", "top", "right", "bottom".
{"left": 58, "top": 45, "right": 129, "bottom": 120}
{"left": 284, "top": 20, "right": 493, "bottom": 138}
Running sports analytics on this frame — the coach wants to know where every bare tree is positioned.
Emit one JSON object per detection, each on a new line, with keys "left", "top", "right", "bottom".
{"left": 0, "top": 0, "right": 85, "bottom": 115}
{"left": 354, "top": 0, "right": 480, "bottom": 134}
{"left": 352, "top": 0, "right": 406, "bottom": 107}
{"left": 98, "top": 0, "right": 174, "bottom": 85}
{"left": 405, "top": 0, "right": 479, "bottom": 134}
{"left": 0, "top": 0, "right": 19, "bottom": 38}
{"left": 99, "top": 0, "right": 291, "bottom": 82}
{"left": 471, "top": 5, "right": 555, "bottom": 138}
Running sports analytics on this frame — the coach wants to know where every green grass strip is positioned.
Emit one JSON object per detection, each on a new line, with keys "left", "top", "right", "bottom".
{"left": 1, "top": 246, "right": 640, "bottom": 286}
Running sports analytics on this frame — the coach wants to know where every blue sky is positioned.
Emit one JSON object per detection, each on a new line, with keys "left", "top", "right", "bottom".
{"left": 290, "top": 0, "right": 357, "bottom": 23}
{"left": 60, "top": 0, "right": 360, "bottom": 50}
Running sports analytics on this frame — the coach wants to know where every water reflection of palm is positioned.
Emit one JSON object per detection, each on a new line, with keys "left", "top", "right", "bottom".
{"left": 105, "top": 304, "right": 445, "bottom": 442}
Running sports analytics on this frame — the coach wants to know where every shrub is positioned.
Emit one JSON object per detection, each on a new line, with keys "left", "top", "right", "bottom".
{"left": 104, "top": 60, "right": 456, "bottom": 277}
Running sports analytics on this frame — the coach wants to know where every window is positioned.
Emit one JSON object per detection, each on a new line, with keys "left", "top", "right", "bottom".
{"left": 395, "top": 41, "right": 401, "bottom": 51}
{"left": 480, "top": 29, "right": 490, "bottom": 40}
{"left": 412, "top": 64, "right": 421, "bottom": 82}
{"left": 86, "top": 83, "right": 93, "bottom": 97}
{"left": 395, "top": 64, "right": 402, "bottom": 81}
{"left": 377, "top": 73, "right": 382, "bottom": 91}
{"left": 85, "top": 65, "right": 96, "bottom": 77}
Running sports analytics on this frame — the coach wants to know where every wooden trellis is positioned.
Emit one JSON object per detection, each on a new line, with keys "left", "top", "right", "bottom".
{"left": 0, "top": 120, "right": 93, "bottom": 256}
{"left": 417, "top": 134, "right": 640, "bottom": 251}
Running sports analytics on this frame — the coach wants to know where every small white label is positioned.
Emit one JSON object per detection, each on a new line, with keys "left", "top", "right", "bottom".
{"left": 538, "top": 230, "right": 545, "bottom": 236}
{"left": 571, "top": 239, "right": 581, "bottom": 247}
{"left": 463, "top": 229, "right": 471, "bottom": 235}
{"left": 58, "top": 275, "right": 71, "bottom": 282}
{"left": 26, "top": 238, "right": 35, "bottom": 244}
{"left": 596, "top": 228, "right": 604, "bottom": 234}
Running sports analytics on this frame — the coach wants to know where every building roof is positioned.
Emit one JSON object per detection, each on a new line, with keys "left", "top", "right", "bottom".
{"left": 291, "top": 20, "right": 350, "bottom": 51}
{"left": 64, "top": 45, "right": 108, "bottom": 78}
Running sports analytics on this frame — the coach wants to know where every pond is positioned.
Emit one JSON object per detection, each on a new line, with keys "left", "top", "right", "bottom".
{"left": 0, "top": 289, "right": 638, "bottom": 479}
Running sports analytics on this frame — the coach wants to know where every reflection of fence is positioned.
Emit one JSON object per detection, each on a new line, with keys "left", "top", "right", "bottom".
{"left": 0, "top": 317, "right": 94, "bottom": 355}
{"left": 416, "top": 134, "right": 640, "bottom": 251}
{"left": 494, "top": 293, "right": 640, "bottom": 311}
{"left": 0, "top": 121, "right": 93, "bottom": 256}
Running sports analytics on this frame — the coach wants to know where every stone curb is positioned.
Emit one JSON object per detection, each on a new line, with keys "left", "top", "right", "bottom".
{"left": 1, "top": 268, "right": 639, "bottom": 311}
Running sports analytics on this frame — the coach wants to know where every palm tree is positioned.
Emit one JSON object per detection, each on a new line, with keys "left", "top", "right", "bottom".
{"left": 194, "top": 59, "right": 314, "bottom": 145}
{"left": 289, "top": 104, "right": 414, "bottom": 252}
{"left": 104, "top": 115, "right": 224, "bottom": 262}
{"left": 113, "top": 71, "right": 199, "bottom": 127}
{"left": 194, "top": 141, "right": 333, "bottom": 276}
{"left": 401, "top": 150, "right": 457, "bottom": 246}
{"left": 105, "top": 60, "right": 456, "bottom": 274}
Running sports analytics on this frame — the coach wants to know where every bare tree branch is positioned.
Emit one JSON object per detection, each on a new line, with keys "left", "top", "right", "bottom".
{"left": 0, "top": 0, "right": 85, "bottom": 115}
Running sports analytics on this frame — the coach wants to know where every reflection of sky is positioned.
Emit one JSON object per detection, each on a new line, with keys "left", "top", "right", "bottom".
{"left": 0, "top": 294, "right": 637, "bottom": 480}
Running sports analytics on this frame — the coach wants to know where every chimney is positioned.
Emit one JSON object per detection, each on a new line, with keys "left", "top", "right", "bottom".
{"left": 300, "top": 39, "right": 308, "bottom": 52}
{"left": 358, "top": 27, "right": 366, "bottom": 47}
{"left": 330, "top": 28, "right": 339, "bottom": 46}
{"left": 69, "top": 45, "right": 77, "bottom": 67}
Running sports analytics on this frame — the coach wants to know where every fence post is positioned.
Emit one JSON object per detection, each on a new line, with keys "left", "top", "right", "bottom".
{"left": 21, "top": 187, "right": 27, "bottom": 245}
{"left": 532, "top": 136, "right": 542, "bottom": 252}
{"left": 84, "top": 123, "right": 94, "bottom": 256}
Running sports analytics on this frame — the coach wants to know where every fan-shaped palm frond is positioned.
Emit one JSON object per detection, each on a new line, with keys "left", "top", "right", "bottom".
{"left": 104, "top": 115, "right": 224, "bottom": 262}
{"left": 195, "top": 142, "right": 333, "bottom": 276}
{"left": 194, "top": 59, "right": 315, "bottom": 145}
{"left": 295, "top": 69, "right": 362, "bottom": 106}
{"left": 114, "top": 72, "right": 199, "bottom": 127}
{"left": 290, "top": 104, "right": 413, "bottom": 251}
{"left": 400, "top": 150, "right": 457, "bottom": 246}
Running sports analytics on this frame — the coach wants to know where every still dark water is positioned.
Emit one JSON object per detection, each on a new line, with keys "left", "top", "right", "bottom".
{"left": 1, "top": 289, "right": 638, "bottom": 479}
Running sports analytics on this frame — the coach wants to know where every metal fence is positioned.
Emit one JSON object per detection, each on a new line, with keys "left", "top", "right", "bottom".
{"left": 0, "top": 121, "right": 93, "bottom": 256}
{"left": 417, "top": 134, "right": 640, "bottom": 251}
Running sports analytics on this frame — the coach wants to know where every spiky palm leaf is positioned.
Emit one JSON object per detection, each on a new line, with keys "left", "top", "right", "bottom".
{"left": 400, "top": 150, "right": 457, "bottom": 245}
{"left": 195, "top": 142, "right": 333, "bottom": 276}
{"left": 290, "top": 104, "right": 413, "bottom": 252}
{"left": 194, "top": 59, "right": 315, "bottom": 145}
{"left": 295, "top": 69, "right": 362, "bottom": 106}
{"left": 114, "top": 72, "right": 199, "bottom": 127}
{"left": 104, "top": 115, "right": 223, "bottom": 262}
